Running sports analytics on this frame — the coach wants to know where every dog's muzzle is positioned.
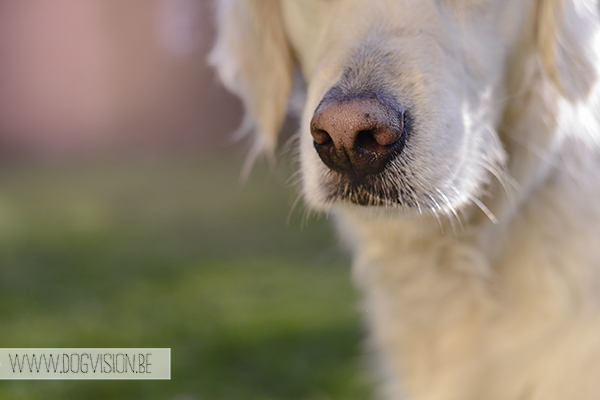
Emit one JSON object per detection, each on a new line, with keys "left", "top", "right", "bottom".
{"left": 310, "top": 88, "right": 409, "bottom": 181}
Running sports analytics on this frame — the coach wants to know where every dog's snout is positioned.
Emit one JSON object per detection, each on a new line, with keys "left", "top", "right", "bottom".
{"left": 310, "top": 92, "right": 407, "bottom": 178}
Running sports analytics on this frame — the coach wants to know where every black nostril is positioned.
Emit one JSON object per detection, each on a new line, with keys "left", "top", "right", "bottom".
{"left": 356, "top": 130, "right": 381, "bottom": 153}
{"left": 312, "top": 128, "right": 332, "bottom": 146}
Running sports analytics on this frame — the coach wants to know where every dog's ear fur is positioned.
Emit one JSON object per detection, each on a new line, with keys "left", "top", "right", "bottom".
{"left": 536, "top": 0, "right": 600, "bottom": 102}
{"left": 209, "top": 0, "right": 294, "bottom": 162}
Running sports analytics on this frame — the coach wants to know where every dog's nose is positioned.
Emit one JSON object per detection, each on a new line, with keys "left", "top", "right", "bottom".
{"left": 310, "top": 91, "right": 407, "bottom": 178}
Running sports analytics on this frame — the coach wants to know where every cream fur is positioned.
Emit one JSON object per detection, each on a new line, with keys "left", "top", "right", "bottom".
{"left": 210, "top": 0, "right": 600, "bottom": 399}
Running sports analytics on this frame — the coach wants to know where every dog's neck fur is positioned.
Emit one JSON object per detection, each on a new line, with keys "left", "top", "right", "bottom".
{"left": 334, "top": 56, "right": 600, "bottom": 399}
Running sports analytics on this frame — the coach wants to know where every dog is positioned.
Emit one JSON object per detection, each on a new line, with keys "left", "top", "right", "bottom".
{"left": 210, "top": 1, "right": 600, "bottom": 399}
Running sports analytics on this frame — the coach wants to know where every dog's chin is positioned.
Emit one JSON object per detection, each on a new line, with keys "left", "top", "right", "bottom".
{"left": 305, "top": 160, "right": 483, "bottom": 219}
{"left": 318, "top": 168, "right": 422, "bottom": 210}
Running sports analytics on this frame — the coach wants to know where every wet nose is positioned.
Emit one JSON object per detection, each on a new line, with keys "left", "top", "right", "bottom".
{"left": 310, "top": 91, "right": 408, "bottom": 179}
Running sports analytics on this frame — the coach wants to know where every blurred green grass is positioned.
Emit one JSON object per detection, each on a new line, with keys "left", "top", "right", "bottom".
{"left": 0, "top": 154, "right": 372, "bottom": 400}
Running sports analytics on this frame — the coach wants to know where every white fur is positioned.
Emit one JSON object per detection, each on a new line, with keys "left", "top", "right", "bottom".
{"left": 211, "top": 0, "right": 600, "bottom": 398}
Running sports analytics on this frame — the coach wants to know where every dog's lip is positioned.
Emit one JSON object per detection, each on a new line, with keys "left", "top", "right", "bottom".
{"left": 321, "top": 168, "right": 413, "bottom": 207}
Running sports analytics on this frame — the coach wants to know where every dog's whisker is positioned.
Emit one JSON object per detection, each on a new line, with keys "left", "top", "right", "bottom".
{"left": 287, "top": 192, "right": 305, "bottom": 226}
{"left": 300, "top": 207, "right": 311, "bottom": 230}
{"left": 474, "top": 159, "right": 517, "bottom": 206}
{"left": 287, "top": 176, "right": 304, "bottom": 188}
{"left": 426, "top": 193, "right": 445, "bottom": 233}
{"left": 481, "top": 127, "right": 520, "bottom": 191}
{"left": 280, "top": 131, "right": 301, "bottom": 158}
{"left": 436, "top": 188, "right": 464, "bottom": 233}
{"left": 468, "top": 194, "right": 499, "bottom": 225}
{"left": 414, "top": 195, "right": 423, "bottom": 216}
{"left": 285, "top": 168, "right": 303, "bottom": 186}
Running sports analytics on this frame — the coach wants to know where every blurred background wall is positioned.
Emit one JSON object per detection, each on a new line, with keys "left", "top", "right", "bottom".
{"left": 0, "top": 4, "right": 369, "bottom": 398}
{"left": 0, "top": 0, "right": 242, "bottom": 161}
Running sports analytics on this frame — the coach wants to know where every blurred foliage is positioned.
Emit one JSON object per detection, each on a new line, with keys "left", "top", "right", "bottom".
{"left": 0, "top": 154, "right": 372, "bottom": 400}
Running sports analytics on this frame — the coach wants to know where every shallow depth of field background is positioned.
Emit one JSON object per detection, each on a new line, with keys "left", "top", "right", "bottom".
{"left": 0, "top": 1, "right": 371, "bottom": 399}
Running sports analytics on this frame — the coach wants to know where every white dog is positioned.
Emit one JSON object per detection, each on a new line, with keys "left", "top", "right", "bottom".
{"left": 210, "top": 1, "right": 600, "bottom": 399}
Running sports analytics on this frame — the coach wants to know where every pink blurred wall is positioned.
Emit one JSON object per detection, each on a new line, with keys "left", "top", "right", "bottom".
{"left": 0, "top": 0, "right": 242, "bottom": 160}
